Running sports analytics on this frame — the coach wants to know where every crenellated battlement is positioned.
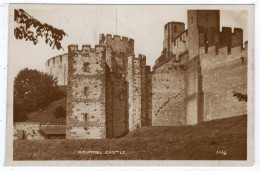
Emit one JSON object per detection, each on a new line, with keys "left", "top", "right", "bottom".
{"left": 45, "top": 53, "right": 68, "bottom": 85}
{"left": 68, "top": 44, "right": 106, "bottom": 53}
{"left": 138, "top": 54, "right": 146, "bottom": 61}
{"left": 198, "top": 26, "right": 244, "bottom": 49}
{"left": 99, "top": 34, "right": 135, "bottom": 55}
{"left": 199, "top": 41, "right": 247, "bottom": 57}
{"left": 153, "top": 50, "right": 188, "bottom": 71}
{"left": 45, "top": 53, "right": 68, "bottom": 67}
{"left": 99, "top": 34, "right": 134, "bottom": 43}
{"left": 127, "top": 54, "right": 146, "bottom": 61}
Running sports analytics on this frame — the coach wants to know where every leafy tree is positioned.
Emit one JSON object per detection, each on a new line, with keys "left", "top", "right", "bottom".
{"left": 14, "top": 9, "right": 67, "bottom": 50}
{"left": 53, "top": 106, "right": 66, "bottom": 119}
{"left": 232, "top": 91, "right": 247, "bottom": 102}
{"left": 14, "top": 68, "right": 64, "bottom": 122}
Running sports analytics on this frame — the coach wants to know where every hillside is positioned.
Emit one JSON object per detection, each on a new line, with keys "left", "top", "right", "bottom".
{"left": 24, "top": 85, "right": 67, "bottom": 124}
{"left": 25, "top": 97, "right": 66, "bottom": 124}
{"left": 14, "top": 115, "right": 247, "bottom": 160}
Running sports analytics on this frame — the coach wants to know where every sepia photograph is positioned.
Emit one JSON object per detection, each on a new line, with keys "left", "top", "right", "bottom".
{"left": 4, "top": 4, "right": 254, "bottom": 166}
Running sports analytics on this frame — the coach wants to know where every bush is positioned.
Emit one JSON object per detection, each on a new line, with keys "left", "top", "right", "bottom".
{"left": 14, "top": 68, "right": 64, "bottom": 122}
{"left": 232, "top": 91, "right": 247, "bottom": 102}
{"left": 53, "top": 106, "right": 66, "bottom": 119}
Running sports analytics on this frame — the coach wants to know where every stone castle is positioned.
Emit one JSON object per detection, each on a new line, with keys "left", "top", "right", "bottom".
{"left": 45, "top": 10, "right": 248, "bottom": 139}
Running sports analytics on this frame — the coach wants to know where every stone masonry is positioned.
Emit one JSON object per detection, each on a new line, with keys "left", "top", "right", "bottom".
{"left": 45, "top": 10, "right": 248, "bottom": 139}
{"left": 152, "top": 10, "right": 247, "bottom": 126}
{"left": 67, "top": 35, "right": 150, "bottom": 139}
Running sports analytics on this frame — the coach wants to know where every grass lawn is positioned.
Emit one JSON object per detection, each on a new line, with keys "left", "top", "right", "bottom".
{"left": 13, "top": 115, "right": 247, "bottom": 160}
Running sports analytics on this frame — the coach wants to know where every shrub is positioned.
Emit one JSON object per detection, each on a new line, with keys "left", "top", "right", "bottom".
{"left": 53, "top": 106, "right": 66, "bottom": 119}
{"left": 13, "top": 68, "right": 63, "bottom": 122}
{"left": 232, "top": 91, "right": 247, "bottom": 102}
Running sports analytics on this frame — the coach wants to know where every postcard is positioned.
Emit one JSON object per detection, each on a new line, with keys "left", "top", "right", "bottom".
{"left": 5, "top": 4, "right": 254, "bottom": 166}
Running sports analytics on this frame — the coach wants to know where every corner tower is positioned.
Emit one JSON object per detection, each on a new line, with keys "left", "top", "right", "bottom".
{"left": 163, "top": 22, "right": 185, "bottom": 58}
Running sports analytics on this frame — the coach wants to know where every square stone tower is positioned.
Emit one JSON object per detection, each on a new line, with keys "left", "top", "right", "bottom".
{"left": 188, "top": 10, "right": 220, "bottom": 60}
{"left": 66, "top": 45, "right": 107, "bottom": 139}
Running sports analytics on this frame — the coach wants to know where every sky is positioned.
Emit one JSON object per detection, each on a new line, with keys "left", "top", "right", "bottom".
{"left": 8, "top": 5, "right": 248, "bottom": 82}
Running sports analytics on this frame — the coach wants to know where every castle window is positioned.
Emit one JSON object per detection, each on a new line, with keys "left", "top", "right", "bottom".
{"left": 53, "top": 58, "right": 55, "bottom": 65}
{"left": 83, "top": 62, "right": 90, "bottom": 72}
{"left": 241, "top": 57, "right": 245, "bottom": 63}
{"left": 84, "top": 87, "right": 89, "bottom": 97}
{"left": 119, "top": 92, "right": 124, "bottom": 100}
{"left": 174, "top": 25, "right": 177, "bottom": 33}
{"left": 84, "top": 113, "right": 88, "bottom": 120}
{"left": 60, "top": 55, "right": 62, "bottom": 62}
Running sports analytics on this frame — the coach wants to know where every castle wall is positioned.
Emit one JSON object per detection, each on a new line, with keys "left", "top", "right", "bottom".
{"left": 99, "top": 34, "right": 134, "bottom": 71}
{"left": 231, "top": 28, "right": 243, "bottom": 48}
{"left": 152, "top": 55, "right": 187, "bottom": 126}
{"left": 99, "top": 34, "right": 134, "bottom": 55}
{"left": 105, "top": 66, "right": 113, "bottom": 138}
{"left": 188, "top": 10, "right": 200, "bottom": 60}
{"left": 66, "top": 45, "right": 107, "bottom": 139}
{"left": 197, "top": 10, "right": 220, "bottom": 47}
{"left": 127, "top": 55, "right": 145, "bottom": 131}
{"left": 13, "top": 122, "right": 45, "bottom": 140}
{"left": 111, "top": 77, "right": 128, "bottom": 137}
{"left": 171, "top": 30, "right": 188, "bottom": 59}
{"left": 45, "top": 53, "right": 68, "bottom": 85}
{"left": 217, "top": 27, "right": 243, "bottom": 49}
{"left": 200, "top": 45, "right": 247, "bottom": 121}
{"left": 101, "top": 34, "right": 133, "bottom": 136}
{"left": 146, "top": 66, "right": 153, "bottom": 126}
{"left": 188, "top": 10, "right": 220, "bottom": 60}
{"left": 141, "top": 56, "right": 147, "bottom": 126}
{"left": 185, "top": 55, "right": 204, "bottom": 125}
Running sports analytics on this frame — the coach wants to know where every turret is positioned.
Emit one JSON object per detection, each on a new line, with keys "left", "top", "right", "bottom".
{"left": 163, "top": 22, "right": 185, "bottom": 58}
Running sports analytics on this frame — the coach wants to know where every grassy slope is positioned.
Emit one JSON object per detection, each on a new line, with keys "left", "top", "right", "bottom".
{"left": 13, "top": 115, "right": 247, "bottom": 160}
{"left": 26, "top": 97, "right": 66, "bottom": 124}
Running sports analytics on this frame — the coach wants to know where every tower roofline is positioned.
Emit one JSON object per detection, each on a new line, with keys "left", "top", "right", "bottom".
{"left": 165, "top": 21, "right": 185, "bottom": 26}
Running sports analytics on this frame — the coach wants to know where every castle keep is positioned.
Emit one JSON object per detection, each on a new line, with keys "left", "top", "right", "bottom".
{"left": 45, "top": 10, "right": 248, "bottom": 139}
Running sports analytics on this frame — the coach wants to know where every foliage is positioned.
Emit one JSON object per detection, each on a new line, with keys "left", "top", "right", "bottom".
{"left": 14, "top": 68, "right": 64, "bottom": 122}
{"left": 53, "top": 106, "right": 66, "bottom": 119}
{"left": 14, "top": 9, "right": 67, "bottom": 50}
{"left": 232, "top": 91, "right": 247, "bottom": 102}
